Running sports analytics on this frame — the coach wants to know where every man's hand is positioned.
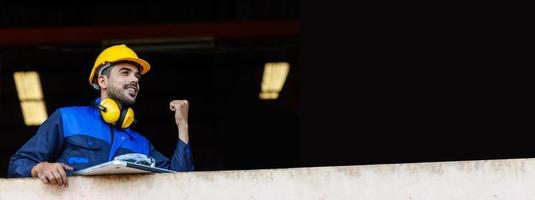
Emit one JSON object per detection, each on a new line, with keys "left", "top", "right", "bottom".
{"left": 170, "top": 100, "right": 189, "bottom": 143}
{"left": 170, "top": 100, "right": 189, "bottom": 127}
{"left": 31, "top": 162, "right": 73, "bottom": 187}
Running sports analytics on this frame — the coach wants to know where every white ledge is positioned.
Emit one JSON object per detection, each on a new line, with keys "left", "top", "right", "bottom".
{"left": 1, "top": 158, "right": 534, "bottom": 199}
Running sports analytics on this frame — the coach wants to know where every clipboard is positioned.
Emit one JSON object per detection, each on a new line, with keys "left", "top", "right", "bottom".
{"left": 73, "top": 160, "right": 174, "bottom": 176}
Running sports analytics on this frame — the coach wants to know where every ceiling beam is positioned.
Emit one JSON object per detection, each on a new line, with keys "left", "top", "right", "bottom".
{"left": 0, "top": 20, "right": 299, "bottom": 47}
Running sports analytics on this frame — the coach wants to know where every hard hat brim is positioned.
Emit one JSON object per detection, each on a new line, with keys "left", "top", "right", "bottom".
{"left": 116, "top": 57, "right": 151, "bottom": 75}
{"left": 88, "top": 57, "right": 151, "bottom": 89}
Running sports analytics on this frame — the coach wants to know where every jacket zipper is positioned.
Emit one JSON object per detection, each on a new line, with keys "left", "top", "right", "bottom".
{"left": 109, "top": 125, "right": 114, "bottom": 160}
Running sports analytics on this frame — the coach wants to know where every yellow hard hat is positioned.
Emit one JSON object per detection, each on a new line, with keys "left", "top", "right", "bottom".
{"left": 89, "top": 44, "right": 151, "bottom": 89}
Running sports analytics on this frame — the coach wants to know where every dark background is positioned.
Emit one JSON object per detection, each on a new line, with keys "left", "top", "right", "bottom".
{"left": 0, "top": 1, "right": 531, "bottom": 178}
{"left": 299, "top": 3, "right": 532, "bottom": 167}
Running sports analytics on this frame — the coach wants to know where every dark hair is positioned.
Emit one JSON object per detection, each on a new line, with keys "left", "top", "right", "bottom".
{"left": 100, "top": 64, "right": 113, "bottom": 77}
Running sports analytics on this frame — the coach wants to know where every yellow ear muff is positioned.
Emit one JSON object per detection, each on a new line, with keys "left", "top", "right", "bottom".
{"left": 99, "top": 98, "right": 121, "bottom": 124}
{"left": 120, "top": 108, "right": 135, "bottom": 129}
{"left": 98, "top": 98, "right": 136, "bottom": 129}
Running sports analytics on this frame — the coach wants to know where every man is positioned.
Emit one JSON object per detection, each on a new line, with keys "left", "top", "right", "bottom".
{"left": 8, "top": 44, "right": 193, "bottom": 187}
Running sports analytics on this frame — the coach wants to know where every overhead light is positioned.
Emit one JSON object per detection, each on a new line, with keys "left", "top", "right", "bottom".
{"left": 259, "top": 91, "right": 279, "bottom": 99}
{"left": 14, "top": 71, "right": 44, "bottom": 100}
{"left": 13, "top": 71, "right": 48, "bottom": 126}
{"left": 260, "top": 62, "right": 290, "bottom": 100}
{"left": 20, "top": 101, "right": 48, "bottom": 125}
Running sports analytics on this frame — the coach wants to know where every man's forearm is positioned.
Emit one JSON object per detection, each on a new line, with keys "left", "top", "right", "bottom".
{"left": 178, "top": 124, "right": 189, "bottom": 144}
{"left": 170, "top": 99, "right": 189, "bottom": 144}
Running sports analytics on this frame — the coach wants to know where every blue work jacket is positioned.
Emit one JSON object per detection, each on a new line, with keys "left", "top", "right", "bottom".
{"left": 8, "top": 98, "right": 193, "bottom": 177}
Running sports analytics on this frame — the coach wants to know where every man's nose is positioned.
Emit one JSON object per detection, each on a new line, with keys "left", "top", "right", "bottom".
{"left": 129, "top": 75, "right": 139, "bottom": 83}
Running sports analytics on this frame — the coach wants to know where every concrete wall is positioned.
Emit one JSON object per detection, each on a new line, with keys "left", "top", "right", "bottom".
{"left": 1, "top": 158, "right": 534, "bottom": 200}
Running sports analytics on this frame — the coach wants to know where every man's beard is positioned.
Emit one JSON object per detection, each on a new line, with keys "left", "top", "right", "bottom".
{"left": 108, "top": 84, "right": 136, "bottom": 107}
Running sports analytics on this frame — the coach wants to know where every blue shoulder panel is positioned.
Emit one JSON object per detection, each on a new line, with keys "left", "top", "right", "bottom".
{"left": 59, "top": 106, "right": 111, "bottom": 144}
{"left": 59, "top": 104, "right": 150, "bottom": 160}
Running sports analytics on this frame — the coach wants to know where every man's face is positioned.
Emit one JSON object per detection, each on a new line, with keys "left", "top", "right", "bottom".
{"left": 103, "top": 63, "right": 141, "bottom": 106}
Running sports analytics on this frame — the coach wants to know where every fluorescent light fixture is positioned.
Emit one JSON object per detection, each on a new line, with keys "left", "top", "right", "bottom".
{"left": 259, "top": 91, "right": 279, "bottom": 99}
{"left": 20, "top": 101, "right": 48, "bottom": 125}
{"left": 260, "top": 62, "right": 290, "bottom": 100}
{"left": 13, "top": 71, "right": 48, "bottom": 126}
{"left": 14, "top": 71, "right": 44, "bottom": 100}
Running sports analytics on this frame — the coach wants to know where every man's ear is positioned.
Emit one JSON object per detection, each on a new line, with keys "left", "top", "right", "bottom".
{"left": 97, "top": 75, "right": 108, "bottom": 90}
